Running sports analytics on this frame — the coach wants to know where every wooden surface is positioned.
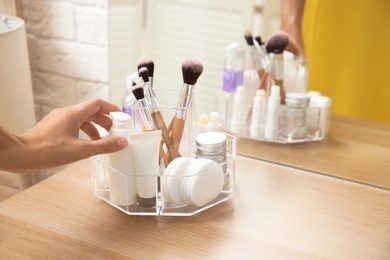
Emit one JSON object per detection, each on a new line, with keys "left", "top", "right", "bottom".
{"left": 237, "top": 114, "right": 390, "bottom": 189}
{"left": 1, "top": 157, "right": 389, "bottom": 259}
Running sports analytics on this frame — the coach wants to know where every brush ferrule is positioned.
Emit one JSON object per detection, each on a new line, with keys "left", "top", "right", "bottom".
{"left": 273, "top": 54, "right": 284, "bottom": 80}
{"left": 146, "top": 84, "right": 160, "bottom": 112}
{"left": 260, "top": 45, "right": 271, "bottom": 70}
{"left": 137, "top": 99, "right": 156, "bottom": 131}
{"left": 250, "top": 46, "right": 261, "bottom": 70}
{"left": 175, "top": 83, "right": 195, "bottom": 120}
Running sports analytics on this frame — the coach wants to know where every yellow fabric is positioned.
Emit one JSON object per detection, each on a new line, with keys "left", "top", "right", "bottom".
{"left": 302, "top": 0, "right": 390, "bottom": 123}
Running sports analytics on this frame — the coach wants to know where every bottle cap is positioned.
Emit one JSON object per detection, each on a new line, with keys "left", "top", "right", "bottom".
{"left": 225, "top": 42, "right": 245, "bottom": 59}
{"left": 208, "top": 112, "right": 221, "bottom": 129}
{"left": 270, "top": 85, "right": 280, "bottom": 97}
{"left": 110, "top": 112, "right": 133, "bottom": 129}
{"left": 198, "top": 114, "right": 209, "bottom": 126}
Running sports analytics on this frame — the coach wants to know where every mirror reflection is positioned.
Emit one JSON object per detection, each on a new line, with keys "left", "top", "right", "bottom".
{"left": 108, "top": 0, "right": 390, "bottom": 190}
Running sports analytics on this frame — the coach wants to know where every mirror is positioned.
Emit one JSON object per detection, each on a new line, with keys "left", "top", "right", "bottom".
{"left": 108, "top": 0, "right": 390, "bottom": 190}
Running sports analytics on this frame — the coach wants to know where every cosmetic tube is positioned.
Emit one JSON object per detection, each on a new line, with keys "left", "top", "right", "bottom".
{"left": 108, "top": 112, "right": 137, "bottom": 206}
{"left": 129, "top": 130, "right": 162, "bottom": 208}
{"left": 307, "top": 92, "right": 332, "bottom": 139}
{"left": 250, "top": 89, "right": 266, "bottom": 137}
{"left": 265, "top": 85, "right": 281, "bottom": 139}
{"left": 230, "top": 85, "right": 247, "bottom": 134}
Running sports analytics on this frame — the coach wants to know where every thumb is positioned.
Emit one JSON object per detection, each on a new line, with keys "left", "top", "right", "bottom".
{"left": 83, "top": 136, "right": 128, "bottom": 157}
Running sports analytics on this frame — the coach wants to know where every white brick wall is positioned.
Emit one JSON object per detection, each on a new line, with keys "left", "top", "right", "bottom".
{"left": 20, "top": 0, "right": 109, "bottom": 181}
{"left": 21, "top": 0, "right": 109, "bottom": 122}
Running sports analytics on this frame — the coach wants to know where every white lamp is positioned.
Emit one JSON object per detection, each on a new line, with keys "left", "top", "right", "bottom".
{"left": 0, "top": 15, "right": 35, "bottom": 133}
{"left": 0, "top": 15, "right": 36, "bottom": 196}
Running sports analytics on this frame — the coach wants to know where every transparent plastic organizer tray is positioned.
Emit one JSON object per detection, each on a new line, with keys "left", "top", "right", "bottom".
{"left": 218, "top": 93, "right": 332, "bottom": 144}
{"left": 225, "top": 106, "right": 331, "bottom": 143}
{"left": 91, "top": 133, "right": 236, "bottom": 216}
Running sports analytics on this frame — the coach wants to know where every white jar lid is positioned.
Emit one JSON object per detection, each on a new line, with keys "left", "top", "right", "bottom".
{"left": 162, "top": 157, "right": 192, "bottom": 204}
{"left": 184, "top": 159, "right": 224, "bottom": 207}
{"left": 285, "top": 92, "right": 310, "bottom": 108}
{"left": 162, "top": 157, "right": 224, "bottom": 207}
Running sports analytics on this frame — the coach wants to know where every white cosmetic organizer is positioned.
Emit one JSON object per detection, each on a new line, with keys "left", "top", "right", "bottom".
{"left": 91, "top": 88, "right": 236, "bottom": 216}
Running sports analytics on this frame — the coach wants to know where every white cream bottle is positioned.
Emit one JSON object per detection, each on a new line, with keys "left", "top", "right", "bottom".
{"left": 265, "top": 85, "right": 281, "bottom": 140}
{"left": 129, "top": 130, "right": 162, "bottom": 208}
{"left": 108, "top": 112, "right": 137, "bottom": 206}
{"left": 230, "top": 85, "right": 247, "bottom": 134}
{"left": 250, "top": 89, "right": 266, "bottom": 137}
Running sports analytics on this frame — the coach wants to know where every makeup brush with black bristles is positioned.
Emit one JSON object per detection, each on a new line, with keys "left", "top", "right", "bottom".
{"left": 244, "top": 30, "right": 261, "bottom": 70}
{"left": 266, "top": 30, "right": 289, "bottom": 104}
{"left": 169, "top": 58, "right": 203, "bottom": 159}
{"left": 138, "top": 59, "right": 178, "bottom": 163}
{"left": 137, "top": 55, "right": 155, "bottom": 88}
{"left": 132, "top": 84, "right": 169, "bottom": 166}
{"left": 132, "top": 84, "right": 155, "bottom": 132}
{"left": 138, "top": 67, "right": 152, "bottom": 104}
{"left": 254, "top": 35, "right": 271, "bottom": 71}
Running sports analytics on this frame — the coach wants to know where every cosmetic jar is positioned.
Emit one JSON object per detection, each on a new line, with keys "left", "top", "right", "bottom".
{"left": 282, "top": 92, "right": 310, "bottom": 139}
{"left": 195, "top": 132, "right": 228, "bottom": 188}
{"left": 162, "top": 157, "right": 224, "bottom": 207}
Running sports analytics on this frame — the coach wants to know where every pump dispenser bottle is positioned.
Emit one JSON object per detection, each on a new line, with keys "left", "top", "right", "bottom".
{"left": 108, "top": 112, "right": 137, "bottom": 206}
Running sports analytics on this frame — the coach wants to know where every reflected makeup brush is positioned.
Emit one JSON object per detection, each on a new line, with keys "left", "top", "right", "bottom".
{"left": 244, "top": 30, "right": 261, "bottom": 71}
{"left": 137, "top": 55, "right": 155, "bottom": 88}
{"left": 170, "top": 59, "right": 203, "bottom": 157}
{"left": 266, "top": 30, "right": 289, "bottom": 104}
{"left": 138, "top": 62, "right": 178, "bottom": 163}
{"left": 254, "top": 35, "right": 271, "bottom": 74}
{"left": 132, "top": 84, "right": 168, "bottom": 165}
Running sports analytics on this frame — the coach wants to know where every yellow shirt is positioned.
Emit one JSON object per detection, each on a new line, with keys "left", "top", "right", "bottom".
{"left": 302, "top": 0, "right": 390, "bottom": 123}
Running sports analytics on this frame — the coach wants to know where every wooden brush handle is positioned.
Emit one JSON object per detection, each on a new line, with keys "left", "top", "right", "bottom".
{"left": 274, "top": 79, "right": 285, "bottom": 104}
{"left": 158, "top": 143, "right": 168, "bottom": 168}
{"left": 169, "top": 116, "right": 186, "bottom": 159}
{"left": 152, "top": 111, "right": 179, "bottom": 162}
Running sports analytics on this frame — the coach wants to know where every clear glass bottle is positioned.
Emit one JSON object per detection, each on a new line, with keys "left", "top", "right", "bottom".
{"left": 122, "top": 73, "right": 137, "bottom": 116}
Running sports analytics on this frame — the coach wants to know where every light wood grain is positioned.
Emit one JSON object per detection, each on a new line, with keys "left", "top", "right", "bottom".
{"left": 1, "top": 157, "right": 389, "bottom": 259}
{"left": 237, "top": 114, "right": 390, "bottom": 189}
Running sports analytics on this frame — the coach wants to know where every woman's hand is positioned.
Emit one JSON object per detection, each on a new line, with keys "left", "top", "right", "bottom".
{"left": 0, "top": 99, "right": 128, "bottom": 173}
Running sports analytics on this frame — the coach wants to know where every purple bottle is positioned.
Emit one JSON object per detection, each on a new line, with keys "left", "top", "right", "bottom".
{"left": 221, "top": 42, "right": 245, "bottom": 126}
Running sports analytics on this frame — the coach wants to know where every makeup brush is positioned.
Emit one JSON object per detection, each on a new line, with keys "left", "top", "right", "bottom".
{"left": 244, "top": 30, "right": 261, "bottom": 71}
{"left": 266, "top": 30, "right": 289, "bottom": 104}
{"left": 132, "top": 84, "right": 155, "bottom": 131}
{"left": 169, "top": 59, "right": 203, "bottom": 157}
{"left": 137, "top": 55, "right": 155, "bottom": 87}
{"left": 254, "top": 35, "right": 271, "bottom": 73}
{"left": 138, "top": 61, "right": 178, "bottom": 163}
{"left": 132, "top": 84, "right": 168, "bottom": 165}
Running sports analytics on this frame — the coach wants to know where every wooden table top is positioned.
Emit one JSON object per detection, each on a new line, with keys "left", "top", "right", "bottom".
{"left": 1, "top": 156, "right": 389, "bottom": 259}
{"left": 237, "top": 114, "right": 390, "bottom": 189}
